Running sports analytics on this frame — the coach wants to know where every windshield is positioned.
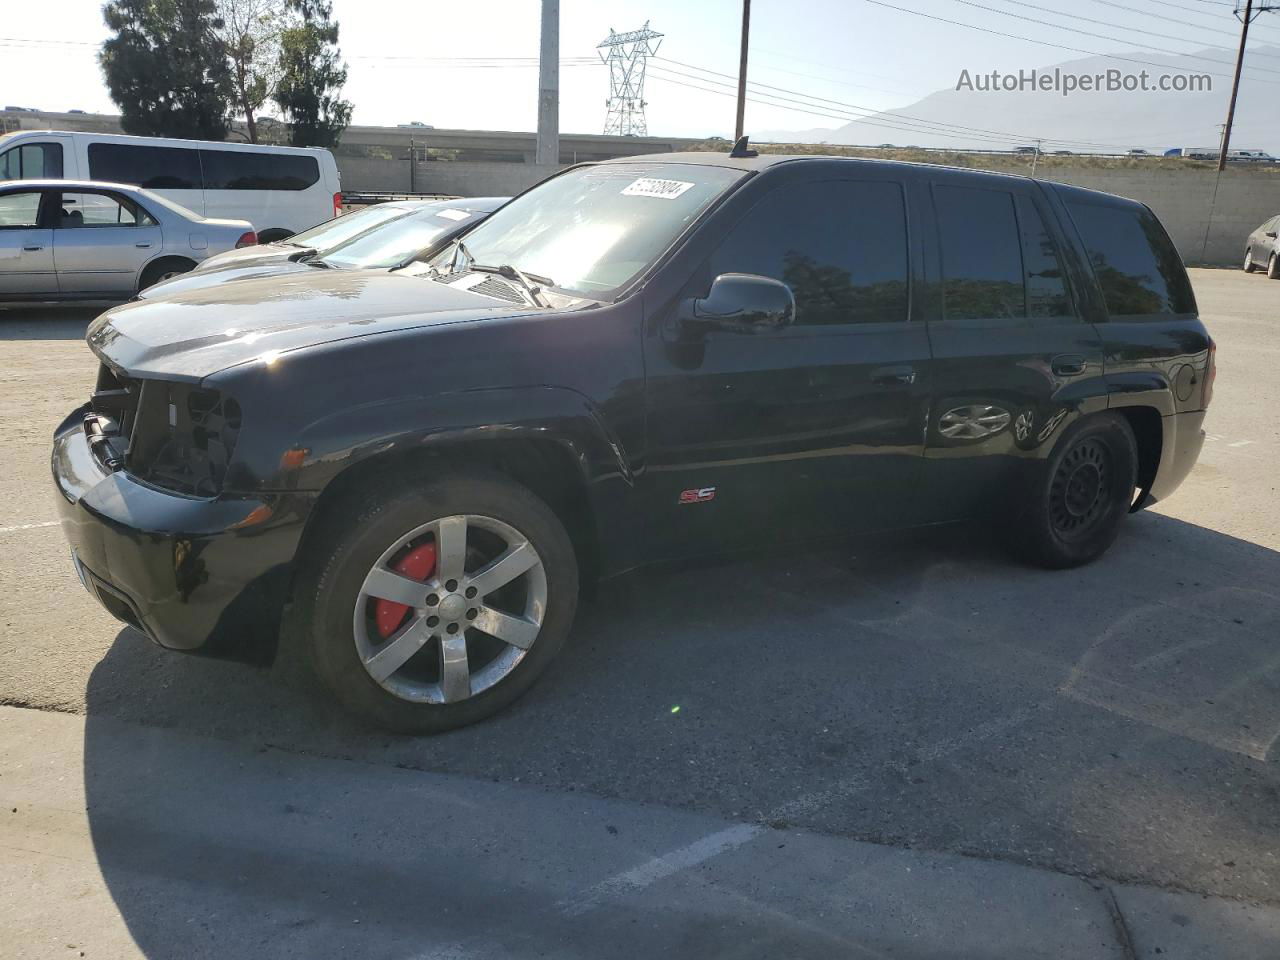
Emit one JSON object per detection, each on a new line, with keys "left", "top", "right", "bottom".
{"left": 320, "top": 203, "right": 490, "bottom": 269}
{"left": 423, "top": 162, "right": 744, "bottom": 298}
{"left": 288, "top": 203, "right": 417, "bottom": 251}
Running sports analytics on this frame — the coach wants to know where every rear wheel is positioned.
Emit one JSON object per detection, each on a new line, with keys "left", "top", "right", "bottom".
{"left": 138, "top": 257, "right": 196, "bottom": 291}
{"left": 296, "top": 470, "right": 579, "bottom": 733}
{"left": 1006, "top": 413, "right": 1137, "bottom": 569}
{"left": 1269, "top": 254, "right": 1280, "bottom": 280}
{"left": 1243, "top": 248, "right": 1257, "bottom": 272}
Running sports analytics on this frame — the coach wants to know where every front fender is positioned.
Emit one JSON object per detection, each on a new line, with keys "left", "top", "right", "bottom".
{"left": 270, "top": 384, "right": 632, "bottom": 495}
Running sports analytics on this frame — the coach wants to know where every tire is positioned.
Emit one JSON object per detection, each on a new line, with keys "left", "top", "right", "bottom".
{"left": 1006, "top": 413, "right": 1138, "bottom": 569}
{"left": 138, "top": 257, "right": 196, "bottom": 291}
{"left": 1243, "top": 248, "right": 1257, "bottom": 273}
{"left": 1269, "top": 254, "right": 1280, "bottom": 280}
{"left": 294, "top": 468, "right": 579, "bottom": 734}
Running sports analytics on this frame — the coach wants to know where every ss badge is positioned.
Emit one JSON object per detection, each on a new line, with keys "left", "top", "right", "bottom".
{"left": 678, "top": 487, "right": 716, "bottom": 504}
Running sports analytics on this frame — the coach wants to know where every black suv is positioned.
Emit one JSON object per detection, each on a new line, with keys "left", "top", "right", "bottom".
{"left": 53, "top": 152, "right": 1213, "bottom": 733}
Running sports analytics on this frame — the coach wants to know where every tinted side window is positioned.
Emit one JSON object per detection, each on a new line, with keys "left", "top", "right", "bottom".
{"left": 88, "top": 143, "right": 201, "bottom": 189}
{"left": 935, "top": 184, "right": 1024, "bottom": 320}
{"left": 1065, "top": 199, "right": 1194, "bottom": 316}
{"left": 708, "top": 179, "right": 909, "bottom": 326}
{"left": 1015, "top": 195, "right": 1071, "bottom": 318}
{"left": 0, "top": 142, "right": 63, "bottom": 179}
{"left": 200, "top": 151, "right": 319, "bottom": 190}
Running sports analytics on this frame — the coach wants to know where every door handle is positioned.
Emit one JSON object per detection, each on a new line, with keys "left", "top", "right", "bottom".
{"left": 23, "top": 245, "right": 43, "bottom": 252}
{"left": 135, "top": 242, "right": 153, "bottom": 248}
{"left": 871, "top": 364, "right": 916, "bottom": 386}
{"left": 1051, "top": 355, "right": 1087, "bottom": 377}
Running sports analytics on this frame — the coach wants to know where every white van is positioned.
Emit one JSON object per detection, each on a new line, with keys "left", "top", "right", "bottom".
{"left": 0, "top": 130, "right": 341, "bottom": 241}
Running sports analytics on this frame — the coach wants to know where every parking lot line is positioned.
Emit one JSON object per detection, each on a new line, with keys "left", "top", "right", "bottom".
{"left": 558, "top": 823, "right": 764, "bottom": 917}
{"left": 0, "top": 521, "right": 59, "bottom": 534}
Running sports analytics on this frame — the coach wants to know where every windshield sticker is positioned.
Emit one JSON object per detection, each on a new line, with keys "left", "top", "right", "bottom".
{"left": 622, "top": 178, "right": 695, "bottom": 200}
{"left": 436, "top": 208, "right": 471, "bottom": 221}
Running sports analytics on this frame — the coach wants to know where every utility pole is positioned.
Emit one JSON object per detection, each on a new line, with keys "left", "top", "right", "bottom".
{"left": 536, "top": 0, "right": 559, "bottom": 167}
{"left": 735, "top": 0, "right": 751, "bottom": 141}
{"left": 1218, "top": 0, "right": 1276, "bottom": 170}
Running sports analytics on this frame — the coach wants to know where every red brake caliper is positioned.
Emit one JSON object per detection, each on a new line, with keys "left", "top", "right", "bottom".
{"left": 374, "top": 542, "right": 437, "bottom": 639}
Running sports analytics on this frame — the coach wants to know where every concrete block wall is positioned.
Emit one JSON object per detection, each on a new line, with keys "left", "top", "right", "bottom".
{"left": 412, "top": 161, "right": 565, "bottom": 198}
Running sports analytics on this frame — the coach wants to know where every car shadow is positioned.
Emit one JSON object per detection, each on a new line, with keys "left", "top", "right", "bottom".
{"left": 81, "top": 511, "right": 1280, "bottom": 953}
{"left": 0, "top": 303, "right": 114, "bottom": 339}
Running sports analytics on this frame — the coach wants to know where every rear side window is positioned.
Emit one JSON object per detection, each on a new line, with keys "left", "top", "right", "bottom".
{"left": 55, "top": 191, "right": 155, "bottom": 228}
{"left": 708, "top": 179, "right": 909, "bottom": 326}
{"left": 1065, "top": 198, "right": 1195, "bottom": 316}
{"left": 200, "top": 150, "right": 319, "bottom": 190}
{"left": 935, "top": 183, "right": 1073, "bottom": 321}
{"left": 934, "top": 184, "right": 1024, "bottom": 320}
{"left": 88, "top": 143, "right": 201, "bottom": 190}
{"left": 0, "top": 141, "right": 63, "bottom": 180}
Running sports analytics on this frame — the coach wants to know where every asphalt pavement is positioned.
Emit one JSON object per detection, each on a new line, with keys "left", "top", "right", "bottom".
{"left": 0, "top": 269, "right": 1277, "bottom": 957}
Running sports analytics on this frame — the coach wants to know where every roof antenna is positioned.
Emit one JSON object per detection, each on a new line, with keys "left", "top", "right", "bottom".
{"left": 729, "top": 135, "right": 757, "bottom": 158}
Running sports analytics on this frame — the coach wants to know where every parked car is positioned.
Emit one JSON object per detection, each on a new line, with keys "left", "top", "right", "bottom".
{"left": 1242, "top": 214, "right": 1279, "bottom": 278}
{"left": 139, "top": 196, "right": 507, "bottom": 300}
{"left": 0, "top": 129, "right": 340, "bottom": 241}
{"left": 53, "top": 151, "right": 1212, "bottom": 734}
{"left": 195, "top": 196, "right": 505, "bottom": 273}
{"left": 0, "top": 179, "right": 255, "bottom": 300}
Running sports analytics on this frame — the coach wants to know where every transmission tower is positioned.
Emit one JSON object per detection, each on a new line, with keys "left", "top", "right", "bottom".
{"left": 597, "top": 22, "right": 663, "bottom": 136}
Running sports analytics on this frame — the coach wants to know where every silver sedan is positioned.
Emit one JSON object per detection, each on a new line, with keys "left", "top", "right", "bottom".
{"left": 0, "top": 179, "right": 256, "bottom": 300}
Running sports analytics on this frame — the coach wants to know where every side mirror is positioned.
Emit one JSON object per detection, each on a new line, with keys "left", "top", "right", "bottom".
{"left": 681, "top": 273, "right": 795, "bottom": 334}
{"left": 1266, "top": 230, "right": 1278, "bottom": 239}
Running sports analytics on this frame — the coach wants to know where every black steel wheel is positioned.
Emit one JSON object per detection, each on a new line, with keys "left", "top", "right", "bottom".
{"left": 1007, "top": 413, "right": 1137, "bottom": 569}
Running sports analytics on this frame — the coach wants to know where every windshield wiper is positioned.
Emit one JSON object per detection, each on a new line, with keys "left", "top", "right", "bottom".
{"left": 396, "top": 236, "right": 472, "bottom": 275}
{"left": 470, "top": 263, "right": 552, "bottom": 307}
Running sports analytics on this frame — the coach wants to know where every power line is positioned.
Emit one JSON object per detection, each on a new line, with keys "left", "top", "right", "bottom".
{"left": 1134, "top": 0, "right": 1280, "bottom": 38}
{"left": 1085, "top": 0, "right": 1252, "bottom": 40}
{"left": 650, "top": 61, "right": 1133, "bottom": 149}
{"left": 949, "top": 0, "right": 1280, "bottom": 76}
{"left": 987, "top": 0, "right": 1280, "bottom": 62}
{"left": 656, "top": 56, "right": 1127, "bottom": 148}
{"left": 860, "top": 0, "right": 1280, "bottom": 85}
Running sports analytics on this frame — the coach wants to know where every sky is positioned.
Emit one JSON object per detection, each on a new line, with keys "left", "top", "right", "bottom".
{"left": 4, "top": 0, "right": 1280, "bottom": 146}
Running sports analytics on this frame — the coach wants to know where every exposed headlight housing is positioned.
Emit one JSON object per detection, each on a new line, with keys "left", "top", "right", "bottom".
{"left": 85, "top": 364, "right": 243, "bottom": 497}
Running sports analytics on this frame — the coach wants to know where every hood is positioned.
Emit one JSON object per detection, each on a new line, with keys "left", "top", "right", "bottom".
{"left": 194, "top": 242, "right": 301, "bottom": 274}
{"left": 88, "top": 269, "right": 536, "bottom": 381}
{"left": 140, "top": 260, "right": 313, "bottom": 300}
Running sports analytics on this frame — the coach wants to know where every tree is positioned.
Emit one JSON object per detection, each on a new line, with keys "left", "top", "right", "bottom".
{"left": 214, "top": 0, "right": 286, "bottom": 143}
{"left": 273, "top": 0, "right": 352, "bottom": 148}
{"left": 100, "top": 0, "right": 234, "bottom": 140}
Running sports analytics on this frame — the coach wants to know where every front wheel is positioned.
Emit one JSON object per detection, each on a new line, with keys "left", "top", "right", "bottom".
{"left": 1243, "top": 248, "right": 1257, "bottom": 273}
{"left": 1005, "top": 413, "right": 1137, "bottom": 569}
{"left": 297, "top": 470, "right": 579, "bottom": 733}
{"left": 1269, "top": 254, "right": 1280, "bottom": 280}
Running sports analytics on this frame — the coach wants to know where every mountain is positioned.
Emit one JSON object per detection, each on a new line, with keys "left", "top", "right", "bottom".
{"left": 756, "top": 47, "right": 1280, "bottom": 154}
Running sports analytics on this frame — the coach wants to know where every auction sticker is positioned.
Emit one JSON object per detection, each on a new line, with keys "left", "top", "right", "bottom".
{"left": 622, "top": 178, "right": 695, "bottom": 199}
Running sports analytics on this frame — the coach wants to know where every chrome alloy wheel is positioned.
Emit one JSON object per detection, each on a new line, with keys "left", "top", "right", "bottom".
{"left": 353, "top": 514, "right": 547, "bottom": 704}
